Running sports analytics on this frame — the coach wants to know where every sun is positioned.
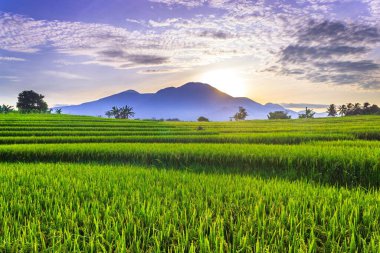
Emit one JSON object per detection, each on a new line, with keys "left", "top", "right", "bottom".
{"left": 199, "top": 69, "right": 247, "bottom": 97}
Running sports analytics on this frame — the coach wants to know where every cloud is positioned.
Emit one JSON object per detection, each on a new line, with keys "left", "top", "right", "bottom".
{"left": 1, "top": 0, "right": 379, "bottom": 85}
{"left": 0, "top": 56, "right": 26, "bottom": 61}
{"left": 43, "top": 71, "right": 90, "bottom": 80}
{"left": 138, "top": 68, "right": 180, "bottom": 74}
{"left": 128, "top": 54, "right": 169, "bottom": 65}
{"left": 299, "top": 20, "right": 380, "bottom": 44}
{"left": 281, "top": 45, "right": 368, "bottom": 63}
{"left": 314, "top": 60, "right": 380, "bottom": 72}
{"left": 149, "top": 0, "right": 205, "bottom": 8}
{"left": 98, "top": 49, "right": 169, "bottom": 67}
{"left": 198, "top": 30, "right": 232, "bottom": 39}
{"left": 281, "top": 103, "right": 329, "bottom": 109}
{"left": 271, "top": 20, "right": 380, "bottom": 89}
{"left": 0, "top": 75, "right": 20, "bottom": 82}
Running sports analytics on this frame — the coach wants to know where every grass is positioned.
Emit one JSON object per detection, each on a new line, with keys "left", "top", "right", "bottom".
{"left": 0, "top": 113, "right": 379, "bottom": 251}
{"left": 0, "top": 163, "right": 379, "bottom": 252}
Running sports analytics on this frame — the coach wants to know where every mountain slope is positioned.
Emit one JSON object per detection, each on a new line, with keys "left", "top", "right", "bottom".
{"left": 57, "top": 82, "right": 296, "bottom": 120}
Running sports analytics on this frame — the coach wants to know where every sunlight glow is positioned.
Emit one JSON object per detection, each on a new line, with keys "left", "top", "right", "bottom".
{"left": 199, "top": 69, "right": 247, "bottom": 97}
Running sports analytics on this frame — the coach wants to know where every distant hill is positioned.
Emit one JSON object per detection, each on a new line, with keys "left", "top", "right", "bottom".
{"left": 56, "top": 82, "right": 298, "bottom": 121}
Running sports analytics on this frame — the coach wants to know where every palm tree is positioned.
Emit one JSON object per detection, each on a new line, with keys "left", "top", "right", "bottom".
{"left": 299, "top": 107, "right": 315, "bottom": 119}
{"left": 105, "top": 111, "right": 112, "bottom": 118}
{"left": 55, "top": 108, "right": 62, "bottom": 114}
{"left": 106, "top": 105, "right": 135, "bottom": 119}
{"left": 354, "top": 103, "right": 361, "bottom": 110}
{"left": 120, "top": 105, "right": 135, "bottom": 119}
{"left": 338, "top": 104, "right": 347, "bottom": 116}
{"left": 0, "top": 104, "right": 14, "bottom": 113}
{"left": 327, "top": 104, "right": 337, "bottom": 117}
{"left": 111, "top": 106, "right": 120, "bottom": 119}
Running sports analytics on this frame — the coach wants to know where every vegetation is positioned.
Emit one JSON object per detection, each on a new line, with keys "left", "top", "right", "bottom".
{"left": 338, "top": 102, "right": 380, "bottom": 116}
{"left": 327, "top": 104, "right": 337, "bottom": 117}
{"left": 16, "top": 90, "right": 48, "bottom": 113}
{"left": 197, "top": 116, "right": 209, "bottom": 122}
{"left": 233, "top": 106, "right": 248, "bottom": 121}
{"left": 298, "top": 107, "right": 315, "bottom": 118}
{"left": 0, "top": 113, "right": 379, "bottom": 251}
{"left": 267, "top": 111, "right": 291, "bottom": 119}
{"left": 105, "top": 105, "right": 135, "bottom": 119}
{"left": 0, "top": 104, "right": 14, "bottom": 114}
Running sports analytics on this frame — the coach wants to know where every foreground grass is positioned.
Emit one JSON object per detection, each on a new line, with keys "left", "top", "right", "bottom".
{"left": 0, "top": 163, "right": 379, "bottom": 252}
{"left": 0, "top": 142, "right": 378, "bottom": 187}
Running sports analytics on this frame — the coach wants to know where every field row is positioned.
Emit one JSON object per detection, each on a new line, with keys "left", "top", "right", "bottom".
{"left": 0, "top": 142, "right": 378, "bottom": 186}
{"left": 0, "top": 163, "right": 379, "bottom": 252}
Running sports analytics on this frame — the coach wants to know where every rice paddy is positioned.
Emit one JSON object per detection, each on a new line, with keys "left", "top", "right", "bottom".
{"left": 0, "top": 114, "right": 379, "bottom": 252}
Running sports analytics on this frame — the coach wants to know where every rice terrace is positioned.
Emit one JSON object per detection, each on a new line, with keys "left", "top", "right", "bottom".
{"left": 0, "top": 113, "right": 379, "bottom": 252}
{"left": 2, "top": 0, "right": 380, "bottom": 252}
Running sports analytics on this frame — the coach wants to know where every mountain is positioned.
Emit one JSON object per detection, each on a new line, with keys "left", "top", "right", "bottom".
{"left": 56, "top": 82, "right": 297, "bottom": 121}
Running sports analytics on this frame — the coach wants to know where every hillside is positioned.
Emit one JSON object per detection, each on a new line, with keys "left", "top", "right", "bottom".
{"left": 56, "top": 82, "right": 297, "bottom": 120}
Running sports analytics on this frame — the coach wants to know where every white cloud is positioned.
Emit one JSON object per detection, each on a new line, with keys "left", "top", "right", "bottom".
{"left": 0, "top": 56, "right": 26, "bottom": 61}
{"left": 43, "top": 71, "right": 90, "bottom": 80}
{"left": 0, "top": 75, "right": 20, "bottom": 81}
{"left": 1, "top": 0, "right": 379, "bottom": 88}
{"left": 149, "top": 0, "right": 206, "bottom": 7}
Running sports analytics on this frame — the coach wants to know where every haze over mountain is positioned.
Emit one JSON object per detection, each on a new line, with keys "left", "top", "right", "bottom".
{"left": 57, "top": 82, "right": 300, "bottom": 121}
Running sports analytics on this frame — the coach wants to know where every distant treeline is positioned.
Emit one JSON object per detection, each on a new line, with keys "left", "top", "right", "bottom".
{"left": 329, "top": 103, "right": 380, "bottom": 117}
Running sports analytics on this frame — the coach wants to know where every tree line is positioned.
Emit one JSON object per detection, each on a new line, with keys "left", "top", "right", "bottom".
{"left": 0, "top": 90, "right": 56, "bottom": 114}
{"left": 327, "top": 103, "right": 380, "bottom": 117}
{"left": 2, "top": 91, "right": 379, "bottom": 121}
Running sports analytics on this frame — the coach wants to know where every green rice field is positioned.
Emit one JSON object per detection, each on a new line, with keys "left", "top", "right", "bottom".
{"left": 0, "top": 114, "right": 379, "bottom": 252}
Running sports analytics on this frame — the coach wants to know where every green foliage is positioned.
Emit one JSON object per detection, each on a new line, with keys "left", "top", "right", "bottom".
{"left": 233, "top": 106, "right": 248, "bottom": 121}
{"left": 339, "top": 102, "right": 380, "bottom": 116}
{"left": 105, "top": 105, "right": 135, "bottom": 119}
{"left": 0, "top": 104, "right": 14, "bottom": 114}
{"left": 16, "top": 90, "right": 48, "bottom": 113}
{"left": 197, "top": 116, "right": 209, "bottom": 122}
{"left": 327, "top": 104, "right": 337, "bottom": 117}
{"left": 0, "top": 163, "right": 379, "bottom": 252}
{"left": 299, "top": 107, "right": 315, "bottom": 118}
{"left": 0, "top": 113, "right": 379, "bottom": 251}
{"left": 267, "top": 111, "right": 291, "bottom": 119}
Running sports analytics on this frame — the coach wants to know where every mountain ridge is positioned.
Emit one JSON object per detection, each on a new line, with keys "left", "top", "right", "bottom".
{"left": 56, "top": 82, "right": 299, "bottom": 121}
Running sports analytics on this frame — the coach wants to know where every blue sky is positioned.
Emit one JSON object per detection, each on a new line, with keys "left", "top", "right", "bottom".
{"left": 0, "top": 0, "right": 379, "bottom": 109}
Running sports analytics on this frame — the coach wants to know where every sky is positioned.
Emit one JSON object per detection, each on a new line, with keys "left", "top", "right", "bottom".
{"left": 0, "top": 0, "right": 379, "bottom": 110}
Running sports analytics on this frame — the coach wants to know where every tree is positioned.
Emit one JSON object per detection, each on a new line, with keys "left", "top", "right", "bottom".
{"left": 105, "top": 111, "right": 112, "bottom": 118}
{"left": 327, "top": 104, "right": 337, "bottom": 117}
{"left": 110, "top": 106, "right": 120, "bottom": 119}
{"left": 0, "top": 104, "right": 14, "bottom": 114}
{"left": 55, "top": 108, "right": 62, "bottom": 114}
{"left": 338, "top": 104, "right": 347, "bottom": 116}
{"left": 119, "top": 105, "right": 135, "bottom": 119}
{"left": 299, "top": 107, "right": 315, "bottom": 119}
{"left": 16, "top": 90, "right": 48, "bottom": 113}
{"left": 267, "top": 111, "right": 291, "bottom": 119}
{"left": 339, "top": 102, "right": 380, "bottom": 116}
{"left": 197, "top": 116, "right": 209, "bottom": 122}
{"left": 233, "top": 106, "right": 248, "bottom": 121}
{"left": 105, "top": 105, "right": 135, "bottom": 119}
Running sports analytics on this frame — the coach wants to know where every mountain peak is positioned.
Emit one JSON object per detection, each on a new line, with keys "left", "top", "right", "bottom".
{"left": 57, "top": 82, "right": 297, "bottom": 120}
{"left": 122, "top": 89, "right": 140, "bottom": 94}
{"left": 181, "top": 82, "right": 213, "bottom": 88}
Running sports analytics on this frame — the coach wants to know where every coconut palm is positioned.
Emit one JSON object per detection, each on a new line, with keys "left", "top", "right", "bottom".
{"left": 327, "top": 104, "right": 337, "bottom": 117}
{"left": 0, "top": 104, "right": 14, "bottom": 114}
{"left": 338, "top": 105, "right": 347, "bottom": 116}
